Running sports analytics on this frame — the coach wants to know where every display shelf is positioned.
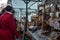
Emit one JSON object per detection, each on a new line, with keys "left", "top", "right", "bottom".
{"left": 28, "top": 29, "right": 52, "bottom": 40}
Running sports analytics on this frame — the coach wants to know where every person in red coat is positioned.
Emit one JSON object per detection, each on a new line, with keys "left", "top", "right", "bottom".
{"left": 0, "top": 5, "right": 19, "bottom": 40}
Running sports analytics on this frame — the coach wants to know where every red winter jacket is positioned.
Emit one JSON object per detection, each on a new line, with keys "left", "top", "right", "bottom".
{"left": 0, "top": 12, "right": 19, "bottom": 40}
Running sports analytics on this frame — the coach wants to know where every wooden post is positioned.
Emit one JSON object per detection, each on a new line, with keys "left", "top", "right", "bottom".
{"left": 38, "top": 4, "right": 45, "bottom": 31}
{"left": 53, "top": 3, "right": 57, "bottom": 18}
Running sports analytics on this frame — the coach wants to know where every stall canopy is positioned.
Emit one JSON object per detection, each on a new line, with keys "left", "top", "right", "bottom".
{"left": 11, "top": 0, "right": 46, "bottom": 9}
{"left": 11, "top": 0, "right": 46, "bottom": 22}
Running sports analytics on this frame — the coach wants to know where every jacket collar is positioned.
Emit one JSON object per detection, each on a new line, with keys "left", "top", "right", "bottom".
{"left": 6, "top": 11, "right": 12, "bottom": 14}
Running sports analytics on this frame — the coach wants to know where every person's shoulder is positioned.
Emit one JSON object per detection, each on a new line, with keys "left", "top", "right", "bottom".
{"left": 7, "top": 14, "right": 13, "bottom": 19}
{"left": 4, "top": 12, "right": 13, "bottom": 18}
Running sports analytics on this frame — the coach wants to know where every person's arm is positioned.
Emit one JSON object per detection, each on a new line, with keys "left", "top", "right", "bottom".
{"left": 9, "top": 15, "right": 19, "bottom": 38}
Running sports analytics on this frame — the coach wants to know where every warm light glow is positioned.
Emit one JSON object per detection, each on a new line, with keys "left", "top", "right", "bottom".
{"left": 0, "top": 0, "right": 8, "bottom": 3}
{"left": 0, "top": 0, "right": 8, "bottom": 11}
{"left": 0, "top": 0, "right": 8, "bottom": 7}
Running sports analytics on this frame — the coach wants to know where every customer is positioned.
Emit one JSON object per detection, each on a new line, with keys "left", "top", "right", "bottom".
{"left": 0, "top": 5, "right": 19, "bottom": 40}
